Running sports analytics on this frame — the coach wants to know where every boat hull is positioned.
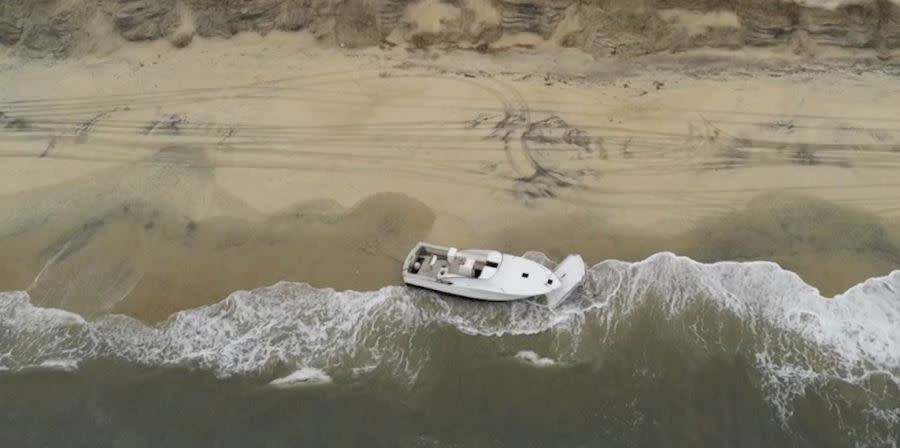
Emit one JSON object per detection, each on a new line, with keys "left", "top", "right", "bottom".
{"left": 401, "top": 241, "right": 583, "bottom": 305}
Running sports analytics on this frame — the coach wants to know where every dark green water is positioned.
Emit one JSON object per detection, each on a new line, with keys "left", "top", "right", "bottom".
{"left": 0, "top": 339, "right": 890, "bottom": 447}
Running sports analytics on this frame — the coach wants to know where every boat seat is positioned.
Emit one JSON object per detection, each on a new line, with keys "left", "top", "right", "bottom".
{"left": 429, "top": 255, "right": 437, "bottom": 266}
{"left": 447, "top": 247, "right": 458, "bottom": 263}
{"left": 458, "top": 258, "right": 476, "bottom": 277}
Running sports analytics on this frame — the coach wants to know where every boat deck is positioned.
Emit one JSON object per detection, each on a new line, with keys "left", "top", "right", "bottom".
{"left": 410, "top": 254, "right": 478, "bottom": 278}
{"left": 407, "top": 244, "right": 491, "bottom": 280}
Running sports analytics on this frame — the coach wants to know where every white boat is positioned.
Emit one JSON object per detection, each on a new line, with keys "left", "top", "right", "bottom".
{"left": 401, "top": 241, "right": 585, "bottom": 308}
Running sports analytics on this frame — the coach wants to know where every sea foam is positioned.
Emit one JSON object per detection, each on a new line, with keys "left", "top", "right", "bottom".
{"left": 268, "top": 368, "right": 333, "bottom": 388}
{"left": 514, "top": 350, "right": 558, "bottom": 367}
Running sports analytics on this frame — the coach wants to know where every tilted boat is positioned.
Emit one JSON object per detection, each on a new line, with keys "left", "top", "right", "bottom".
{"left": 401, "top": 241, "right": 585, "bottom": 308}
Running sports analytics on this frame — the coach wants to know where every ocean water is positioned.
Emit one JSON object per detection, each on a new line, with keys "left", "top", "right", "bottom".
{"left": 1, "top": 252, "right": 898, "bottom": 447}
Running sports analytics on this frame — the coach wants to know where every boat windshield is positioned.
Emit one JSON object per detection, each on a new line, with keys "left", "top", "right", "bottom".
{"left": 476, "top": 251, "right": 502, "bottom": 279}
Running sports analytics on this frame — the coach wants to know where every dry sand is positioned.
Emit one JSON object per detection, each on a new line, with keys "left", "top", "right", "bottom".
{"left": 2, "top": 33, "right": 900, "bottom": 321}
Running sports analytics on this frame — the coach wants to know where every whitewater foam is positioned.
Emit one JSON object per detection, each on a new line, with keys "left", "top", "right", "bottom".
{"left": 514, "top": 350, "right": 558, "bottom": 368}
{"left": 32, "top": 359, "right": 80, "bottom": 372}
{"left": 268, "top": 368, "right": 333, "bottom": 388}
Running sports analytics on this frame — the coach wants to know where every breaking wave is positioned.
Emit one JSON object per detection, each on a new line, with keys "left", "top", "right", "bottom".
{"left": 514, "top": 350, "right": 559, "bottom": 368}
{"left": 2, "top": 252, "right": 899, "bottom": 441}
{"left": 268, "top": 368, "right": 333, "bottom": 388}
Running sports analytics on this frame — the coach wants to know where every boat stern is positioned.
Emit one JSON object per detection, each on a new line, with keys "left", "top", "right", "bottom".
{"left": 545, "top": 254, "right": 586, "bottom": 308}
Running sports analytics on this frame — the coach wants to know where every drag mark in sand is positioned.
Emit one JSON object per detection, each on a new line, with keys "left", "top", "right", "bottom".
{"left": 470, "top": 110, "right": 601, "bottom": 205}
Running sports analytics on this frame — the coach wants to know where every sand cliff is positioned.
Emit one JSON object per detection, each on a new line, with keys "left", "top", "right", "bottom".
{"left": 2, "top": 0, "right": 900, "bottom": 58}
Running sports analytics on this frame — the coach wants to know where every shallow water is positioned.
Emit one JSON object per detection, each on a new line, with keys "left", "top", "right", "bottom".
{"left": 2, "top": 253, "right": 898, "bottom": 447}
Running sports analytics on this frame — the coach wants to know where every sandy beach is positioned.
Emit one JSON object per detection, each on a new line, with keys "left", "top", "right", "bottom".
{"left": 3, "top": 1, "right": 900, "bottom": 444}
{"left": 2, "top": 34, "right": 900, "bottom": 320}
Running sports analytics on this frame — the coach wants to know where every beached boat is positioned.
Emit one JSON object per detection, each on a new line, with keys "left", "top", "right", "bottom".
{"left": 402, "top": 242, "right": 585, "bottom": 307}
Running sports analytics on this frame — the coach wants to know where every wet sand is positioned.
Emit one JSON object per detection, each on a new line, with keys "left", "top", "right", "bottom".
{"left": 2, "top": 34, "right": 900, "bottom": 321}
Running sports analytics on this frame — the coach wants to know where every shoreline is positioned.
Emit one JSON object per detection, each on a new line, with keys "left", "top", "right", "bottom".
{"left": 2, "top": 188, "right": 898, "bottom": 322}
